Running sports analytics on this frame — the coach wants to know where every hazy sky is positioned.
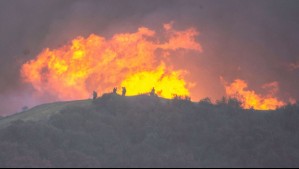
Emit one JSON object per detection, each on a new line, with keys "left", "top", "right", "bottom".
{"left": 1, "top": 0, "right": 299, "bottom": 115}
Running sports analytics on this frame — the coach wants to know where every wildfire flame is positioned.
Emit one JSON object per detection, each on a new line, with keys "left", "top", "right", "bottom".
{"left": 224, "top": 79, "right": 286, "bottom": 110}
{"left": 21, "top": 23, "right": 202, "bottom": 100}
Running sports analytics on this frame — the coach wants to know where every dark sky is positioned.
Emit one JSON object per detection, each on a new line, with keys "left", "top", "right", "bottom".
{"left": 1, "top": 0, "right": 299, "bottom": 115}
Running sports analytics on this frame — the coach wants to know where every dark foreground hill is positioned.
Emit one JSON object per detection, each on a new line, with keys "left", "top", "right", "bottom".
{"left": 0, "top": 94, "right": 299, "bottom": 168}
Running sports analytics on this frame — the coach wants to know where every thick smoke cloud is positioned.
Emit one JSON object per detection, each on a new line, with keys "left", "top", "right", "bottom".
{"left": 1, "top": 0, "right": 299, "bottom": 115}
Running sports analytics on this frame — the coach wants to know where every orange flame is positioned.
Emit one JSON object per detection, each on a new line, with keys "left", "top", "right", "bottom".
{"left": 224, "top": 79, "right": 286, "bottom": 110}
{"left": 21, "top": 24, "right": 202, "bottom": 100}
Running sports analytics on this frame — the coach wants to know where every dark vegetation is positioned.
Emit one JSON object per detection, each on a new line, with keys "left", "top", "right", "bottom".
{"left": 0, "top": 94, "right": 299, "bottom": 167}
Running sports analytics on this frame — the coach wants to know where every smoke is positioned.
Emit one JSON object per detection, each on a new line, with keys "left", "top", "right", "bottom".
{"left": 21, "top": 25, "right": 201, "bottom": 100}
{"left": 1, "top": 0, "right": 299, "bottom": 115}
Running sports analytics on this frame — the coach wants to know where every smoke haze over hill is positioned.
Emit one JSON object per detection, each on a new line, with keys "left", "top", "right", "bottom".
{"left": 1, "top": 0, "right": 299, "bottom": 115}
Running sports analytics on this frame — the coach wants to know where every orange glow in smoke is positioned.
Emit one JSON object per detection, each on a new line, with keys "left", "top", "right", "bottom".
{"left": 21, "top": 23, "right": 202, "bottom": 100}
{"left": 225, "top": 79, "right": 286, "bottom": 110}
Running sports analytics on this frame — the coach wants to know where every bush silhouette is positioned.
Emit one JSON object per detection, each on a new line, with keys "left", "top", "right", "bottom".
{"left": 0, "top": 96, "right": 299, "bottom": 167}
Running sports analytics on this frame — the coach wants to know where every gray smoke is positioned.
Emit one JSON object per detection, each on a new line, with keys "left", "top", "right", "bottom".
{"left": 1, "top": 0, "right": 299, "bottom": 115}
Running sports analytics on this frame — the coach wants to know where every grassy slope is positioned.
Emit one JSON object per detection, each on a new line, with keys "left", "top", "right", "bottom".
{"left": 0, "top": 94, "right": 298, "bottom": 167}
{"left": 0, "top": 94, "right": 171, "bottom": 128}
{"left": 0, "top": 100, "right": 91, "bottom": 128}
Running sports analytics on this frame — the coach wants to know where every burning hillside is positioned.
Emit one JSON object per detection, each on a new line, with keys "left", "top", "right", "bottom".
{"left": 20, "top": 23, "right": 293, "bottom": 111}
{"left": 224, "top": 79, "right": 286, "bottom": 110}
{"left": 21, "top": 23, "right": 201, "bottom": 100}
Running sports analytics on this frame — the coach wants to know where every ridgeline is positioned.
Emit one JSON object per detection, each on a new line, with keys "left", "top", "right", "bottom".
{"left": 0, "top": 94, "right": 298, "bottom": 167}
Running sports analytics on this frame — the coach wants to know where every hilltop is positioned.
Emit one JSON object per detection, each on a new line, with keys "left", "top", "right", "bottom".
{"left": 0, "top": 94, "right": 298, "bottom": 167}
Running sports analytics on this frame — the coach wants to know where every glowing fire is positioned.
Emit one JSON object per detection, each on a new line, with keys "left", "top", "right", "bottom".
{"left": 21, "top": 23, "right": 202, "bottom": 100}
{"left": 224, "top": 79, "right": 286, "bottom": 110}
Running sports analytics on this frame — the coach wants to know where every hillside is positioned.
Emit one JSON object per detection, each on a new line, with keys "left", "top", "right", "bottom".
{"left": 0, "top": 94, "right": 298, "bottom": 167}
{"left": 0, "top": 100, "right": 90, "bottom": 129}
